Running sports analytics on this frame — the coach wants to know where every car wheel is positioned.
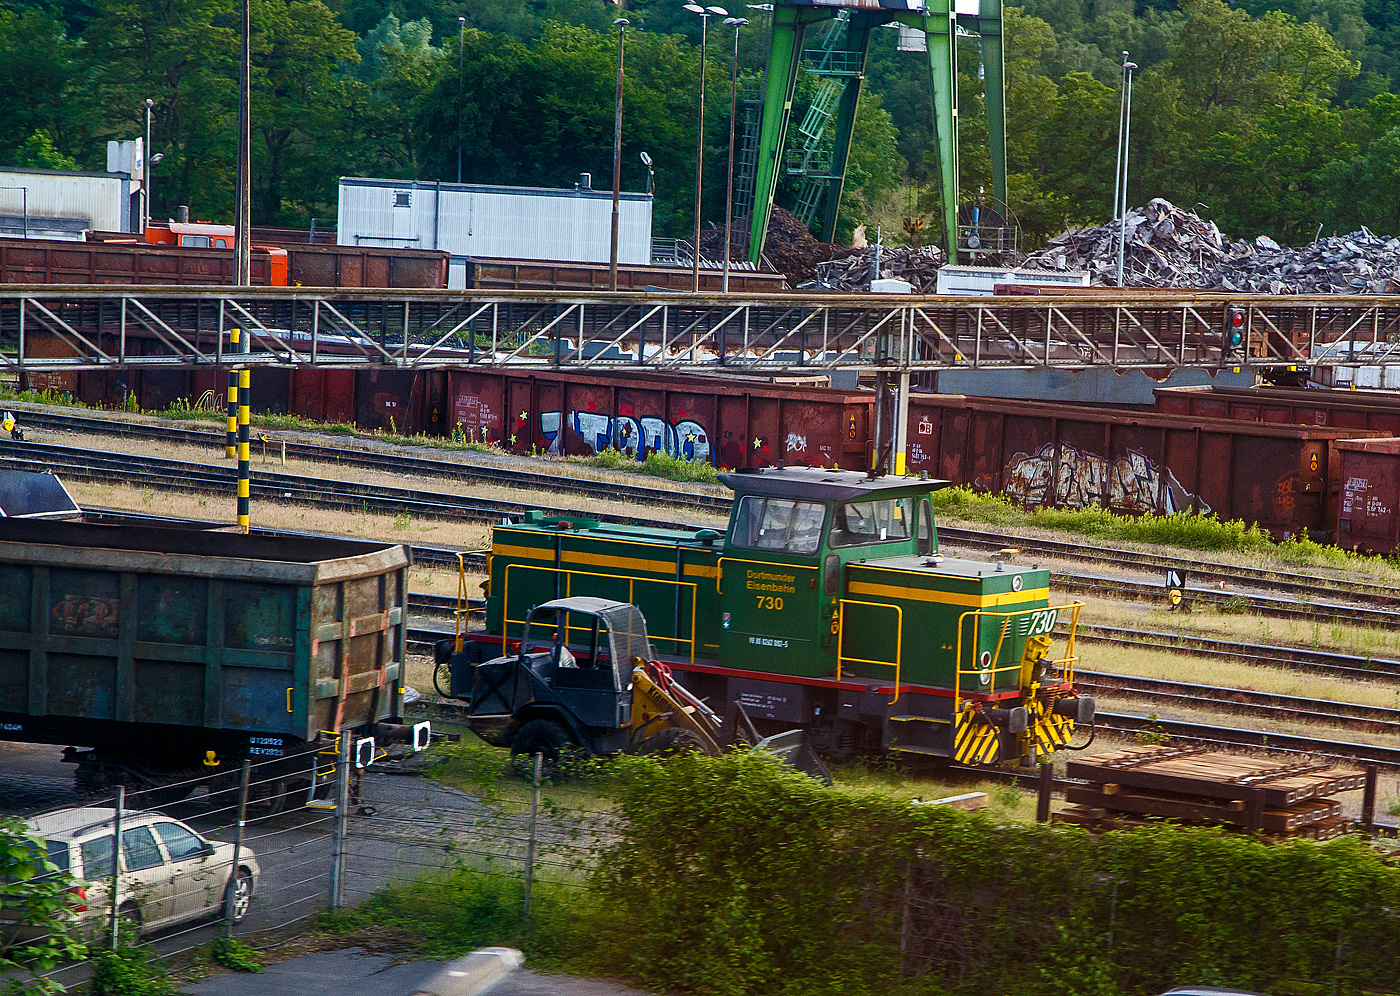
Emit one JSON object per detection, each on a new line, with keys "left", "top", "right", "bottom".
{"left": 509, "top": 719, "right": 580, "bottom": 779}
{"left": 225, "top": 869, "right": 254, "bottom": 922}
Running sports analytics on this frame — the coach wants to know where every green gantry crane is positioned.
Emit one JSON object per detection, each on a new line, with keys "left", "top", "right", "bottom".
{"left": 746, "top": 0, "right": 1008, "bottom": 266}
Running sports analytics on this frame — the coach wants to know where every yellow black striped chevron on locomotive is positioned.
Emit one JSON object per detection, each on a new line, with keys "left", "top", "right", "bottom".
{"left": 480, "top": 467, "right": 1092, "bottom": 763}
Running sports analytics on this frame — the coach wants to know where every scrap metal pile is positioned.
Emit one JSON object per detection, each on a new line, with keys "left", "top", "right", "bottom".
{"left": 760, "top": 207, "right": 853, "bottom": 286}
{"left": 1056, "top": 744, "right": 1364, "bottom": 840}
{"left": 803, "top": 244, "right": 947, "bottom": 293}
{"left": 1023, "top": 198, "right": 1400, "bottom": 293}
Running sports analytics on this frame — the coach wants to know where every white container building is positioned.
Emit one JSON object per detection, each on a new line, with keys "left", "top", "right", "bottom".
{"left": 337, "top": 175, "right": 653, "bottom": 275}
{"left": 0, "top": 155, "right": 141, "bottom": 241}
{"left": 935, "top": 265, "right": 1090, "bottom": 296}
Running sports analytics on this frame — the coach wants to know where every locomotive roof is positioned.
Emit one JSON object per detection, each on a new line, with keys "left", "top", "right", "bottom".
{"left": 718, "top": 466, "right": 951, "bottom": 503}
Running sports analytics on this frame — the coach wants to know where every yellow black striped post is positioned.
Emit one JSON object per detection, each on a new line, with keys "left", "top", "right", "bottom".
{"left": 237, "top": 369, "right": 250, "bottom": 531}
{"left": 225, "top": 329, "right": 240, "bottom": 458}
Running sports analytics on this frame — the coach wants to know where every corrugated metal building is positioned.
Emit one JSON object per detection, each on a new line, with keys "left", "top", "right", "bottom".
{"left": 337, "top": 175, "right": 653, "bottom": 266}
{"left": 0, "top": 160, "right": 138, "bottom": 241}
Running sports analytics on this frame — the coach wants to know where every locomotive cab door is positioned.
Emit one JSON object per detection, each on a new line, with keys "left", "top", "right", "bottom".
{"left": 717, "top": 495, "right": 828, "bottom": 678}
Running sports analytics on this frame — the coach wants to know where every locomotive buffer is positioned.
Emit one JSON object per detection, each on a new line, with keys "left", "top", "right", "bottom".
{"left": 442, "top": 468, "right": 1094, "bottom": 767}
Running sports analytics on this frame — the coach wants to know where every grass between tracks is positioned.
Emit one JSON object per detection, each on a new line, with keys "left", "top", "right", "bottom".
{"left": 933, "top": 486, "right": 1400, "bottom": 583}
{"left": 321, "top": 748, "right": 1400, "bottom": 996}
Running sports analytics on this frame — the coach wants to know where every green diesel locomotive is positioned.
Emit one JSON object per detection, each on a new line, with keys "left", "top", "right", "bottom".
{"left": 449, "top": 467, "right": 1093, "bottom": 766}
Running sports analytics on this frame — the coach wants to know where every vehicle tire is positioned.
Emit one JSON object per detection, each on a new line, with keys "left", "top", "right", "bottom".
{"left": 433, "top": 659, "right": 454, "bottom": 700}
{"left": 509, "top": 719, "right": 579, "bottom": 779}
{"left": 225, "top": 869, "right": 254, "bottom": 923}
{"left": 635, "top": 726, "right": 708, "bottom": 757}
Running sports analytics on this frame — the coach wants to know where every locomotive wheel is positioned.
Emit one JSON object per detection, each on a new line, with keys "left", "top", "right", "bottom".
{"left": 510, "top": 719, "right": 579, "bottom": 779}
{"left": 635, "top": 727, "right": 708, "bottom": 757}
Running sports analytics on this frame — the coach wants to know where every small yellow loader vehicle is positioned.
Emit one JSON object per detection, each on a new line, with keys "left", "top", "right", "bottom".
{"left": 439, "top": 596, "right": 829, "bottom": 781}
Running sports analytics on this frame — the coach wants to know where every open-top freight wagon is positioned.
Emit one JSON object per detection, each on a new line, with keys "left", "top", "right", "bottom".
{"left": 0, "top": 519, "right": 414, "bottom": 803}
{"left": 445, "top": 466, "right": 1094, "bottom": 767}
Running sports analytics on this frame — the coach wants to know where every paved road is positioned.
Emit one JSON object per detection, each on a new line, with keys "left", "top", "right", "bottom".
{"left": 0, "top": 744, "right": 487, "bottom": 988}
{"left": 182, "top": 948, "right": 654, "bottom": 996}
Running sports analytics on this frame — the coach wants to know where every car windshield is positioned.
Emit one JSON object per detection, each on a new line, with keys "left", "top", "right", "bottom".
{"left": 730, "top": 497, "right": 826, "bottom": 555}
{"left": 829, "top": 497, "right": 914, "bottom": 547}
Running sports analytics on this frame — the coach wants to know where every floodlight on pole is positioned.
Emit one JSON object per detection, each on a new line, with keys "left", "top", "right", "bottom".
{"left": 1114, "top": 53, "right": 1137, "bottom": 288}
{"left": 683, "top": 2, "right": 727, "bottom": 291}
{"left": 143, "top": 98, "right": 154, "bottom": 236}
{"left": 721, "top": 16, "right": 748, "bottom": 294}
{"left": 609, "top": 17, "right": 629, "bottom": 292}
{"left": 458, "top": 16, "right": 466, "bottom": 184}
{"left": 640, "top": 151, "right": 654, "bottom": 195}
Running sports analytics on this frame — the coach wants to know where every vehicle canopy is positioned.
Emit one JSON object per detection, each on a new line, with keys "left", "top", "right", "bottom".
{"left": 524, "top": 597, "right": 652, "bottom": 692}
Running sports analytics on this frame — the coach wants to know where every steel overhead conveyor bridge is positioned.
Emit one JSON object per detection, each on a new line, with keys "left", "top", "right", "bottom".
{"left": 2, "top": 284, "right": 1400, "bottom": 373}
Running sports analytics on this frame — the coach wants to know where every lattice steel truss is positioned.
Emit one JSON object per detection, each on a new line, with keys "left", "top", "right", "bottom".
{"left": 2, "top": 285, "right": 1398, "bottom": 373}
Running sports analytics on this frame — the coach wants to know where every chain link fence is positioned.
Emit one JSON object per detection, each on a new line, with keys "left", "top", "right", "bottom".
{"left": 9, "top": 739, "right": 617, "bottom": 990}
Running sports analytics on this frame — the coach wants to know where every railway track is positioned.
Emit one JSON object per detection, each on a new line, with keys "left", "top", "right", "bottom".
{"left": 939, "top": 526, "right": 1400, "bottom": 605}
{"left": 1072, "top": 623, "right": 1400, "bottom": 682}
{"left": 0, "top": 439, "right": 702, "bottom": 530}
{"left": 20, "top": 405, "right": 1400, "bottom": 609}
{"left": 26, "top": 430, "right": 1400, "bottom": 629}
{"left": 402, "top": 613, "right": 1400, "bottom": 740}
{"left": 12, "top": 406, "right": 728, "bottom": 514}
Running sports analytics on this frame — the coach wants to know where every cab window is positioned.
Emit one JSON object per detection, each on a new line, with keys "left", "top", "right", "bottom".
{"left": 830, "top": 497, "right": 913, "bottom": 548}
{"left": 730, "top": 497, "right": 826, "bottom": 555}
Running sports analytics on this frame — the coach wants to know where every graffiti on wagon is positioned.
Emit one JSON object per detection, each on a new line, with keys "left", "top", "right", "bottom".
{"left": 569, "top": 412, "right": 711, "bottom": 463}
{"left": 991, "top": 442, "right": 1210, "bottom": 515}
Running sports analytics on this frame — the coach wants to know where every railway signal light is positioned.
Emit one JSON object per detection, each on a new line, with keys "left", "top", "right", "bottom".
{"left": 411, "top": 721, "right": 432, "bottom": 752}
{"left": 1224, "top": 306, "right": 1245, "bottom": 358}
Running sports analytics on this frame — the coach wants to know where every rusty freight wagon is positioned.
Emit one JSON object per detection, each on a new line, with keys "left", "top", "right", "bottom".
{"left": 0, "top": 520, "right": 411, "bottom": 802}
{"left": 446, "top": 370, "right": 872, "bottom": 470}
{"left": 1156, "top": 384, "right": 1400, "bottom": 436}
{"left": 902, "top": 394, "right": 1377, "bottom": 539}
{"left": 1335, "top": 438, "right": 1400, "bottom": 555}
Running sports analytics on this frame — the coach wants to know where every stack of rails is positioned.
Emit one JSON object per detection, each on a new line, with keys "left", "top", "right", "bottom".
{"left": 1056, "top": 744, "right": 1366, "bottom": 841}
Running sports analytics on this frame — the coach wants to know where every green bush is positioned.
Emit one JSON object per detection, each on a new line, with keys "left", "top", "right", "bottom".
{"left": 591, "top": 751, "right": 1400, "bottom": 996}
{"left": 577, "top": 449, "right": 719, "bottom": 484}
{"left": 211, "top": 938, "right": 262, "bottom": 973}
{"left": 87, "top": 945, "right": 176, "bottom": 996}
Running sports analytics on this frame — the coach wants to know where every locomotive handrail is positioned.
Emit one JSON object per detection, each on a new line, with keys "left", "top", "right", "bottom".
{"left": 502, "top": 563, "right": 698, "bottom": 665}
{"left": 952, "top": 602, "right": 1085, "bottom": 717}
{"left": 836, "top": 599, "right": 903, "bottom": 705}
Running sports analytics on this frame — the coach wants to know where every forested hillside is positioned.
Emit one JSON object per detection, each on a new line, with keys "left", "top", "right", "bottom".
{"left": 1, "top": 0, "right": 1397, "bottom": 246}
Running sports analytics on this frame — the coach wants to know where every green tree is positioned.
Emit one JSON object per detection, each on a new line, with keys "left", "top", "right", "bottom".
{"left": 834, "top": 92, "right": 907, "bottom": 243}
{"left": 0, "top": 817, "right": 87, "bottom": 995}
{"left": 80, "top": 0, "right": 239, "bottom": 221}
{"left": 13, "top": 132, "right": 80, "bottom": 171}
{"left": 250, "top": 0, "right": 361, "bottom": 222}
{"left": 0, "top": 9, "right": 85, "bottom": 166}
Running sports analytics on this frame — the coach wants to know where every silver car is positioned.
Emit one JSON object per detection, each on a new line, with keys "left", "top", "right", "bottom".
{"left": 2, "top": 807, "right": 260, "bottom": 940}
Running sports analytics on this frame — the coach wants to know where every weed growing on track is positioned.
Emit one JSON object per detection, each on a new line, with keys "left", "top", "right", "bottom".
{"left": 574, "top": 448, "right": 720, "bottom": 484}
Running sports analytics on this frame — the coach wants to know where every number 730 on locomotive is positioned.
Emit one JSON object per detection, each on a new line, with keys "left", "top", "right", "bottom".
{"left": 445, "top": 467, "right": 1095, "bottom": 766}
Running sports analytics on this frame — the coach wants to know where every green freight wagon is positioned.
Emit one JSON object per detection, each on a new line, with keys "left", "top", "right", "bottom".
{"left": 0, "top": 520, "right": 409, "bottom": 801}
